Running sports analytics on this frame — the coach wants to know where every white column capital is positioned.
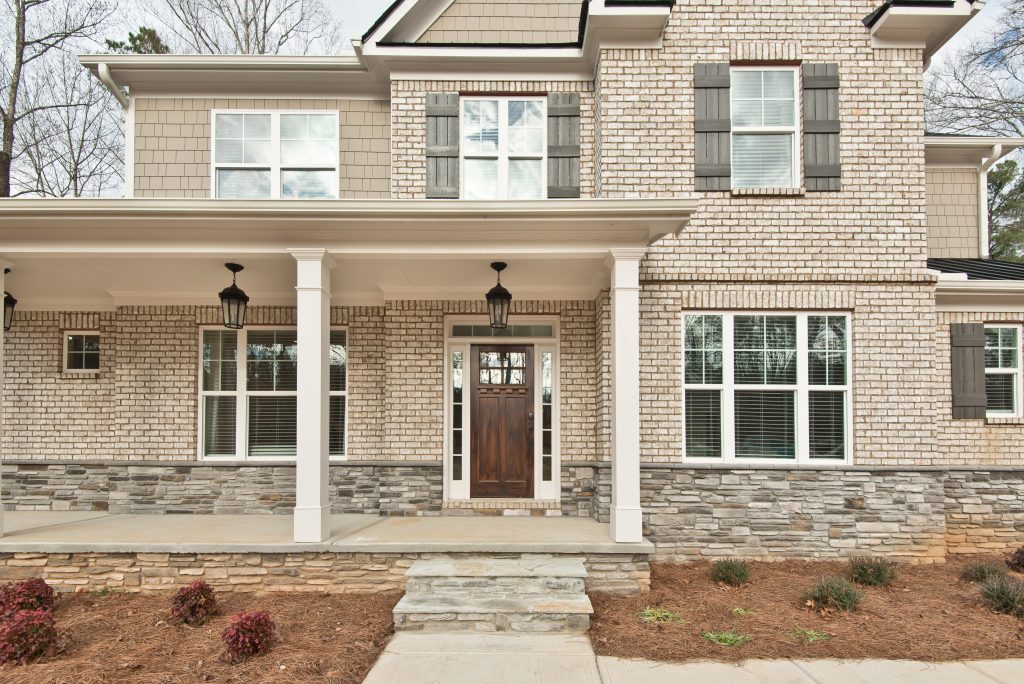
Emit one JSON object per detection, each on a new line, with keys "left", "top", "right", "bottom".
{"left": 608, "top": 248, "right": 645, "bottom": 291}
{"left": 607, "top": 247, "right": 648, "bottom": 263}
{"left": 288, "top": 248, "right": 337, "bottom": 268}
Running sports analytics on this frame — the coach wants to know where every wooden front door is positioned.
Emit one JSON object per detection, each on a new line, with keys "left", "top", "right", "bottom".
{"left": 470, "top": 345, "right": 534, "bottom": 498}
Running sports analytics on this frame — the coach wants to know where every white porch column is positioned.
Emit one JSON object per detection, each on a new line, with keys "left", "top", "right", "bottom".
{"left": 290, "top": 249, "right": 333, "bottom": 543}
{"left": 609, "top": 248, "right": 645, "bottom": 543}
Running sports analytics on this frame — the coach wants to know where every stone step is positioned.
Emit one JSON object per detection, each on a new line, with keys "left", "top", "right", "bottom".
{"left": 393, "top": 594, "right": 593, "bottom": 633}
{"left": 404, "top": 558, "right": 588, "bottom": 598}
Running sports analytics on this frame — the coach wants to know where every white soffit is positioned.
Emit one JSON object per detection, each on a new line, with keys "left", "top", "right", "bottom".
{"left": 867, "top": 0, "right": 986, "bottom": 60}
{"left": 924, "top": 136, "right": 1024, "bottom": 166}
{"left": 936, "top": 279, "right": 1024, "bottom": 311}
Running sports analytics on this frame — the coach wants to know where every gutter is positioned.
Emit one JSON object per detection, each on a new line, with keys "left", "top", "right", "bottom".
{"left": 96, "top": 63, "right": 128, "bottom": 109}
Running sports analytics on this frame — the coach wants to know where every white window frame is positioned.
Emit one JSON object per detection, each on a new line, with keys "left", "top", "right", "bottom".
{"left": 459, "top": 96, "right": 547, "bottom": 200}
{"left": 681, "top": 311, "right": 852, "bottom": 465}
{"left": 63, "top": 330, "right": 101, "bottom": 374}
{"left": 730, "top": 65, "right": 801, "bottom": 190}
{"left": 197, "top": 326, "right": 349, "bottom": 461}
{"left": 443, "top": 315, "right": 560, "bottom": 501}
{"left": 984, "top": 324, "right": 1023, "bottom": 418}
{"left": 210, "top": 110, "right": 340, "bottom": 200}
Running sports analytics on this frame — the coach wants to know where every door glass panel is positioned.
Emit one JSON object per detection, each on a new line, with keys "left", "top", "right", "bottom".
{"left": 478, "top": 350, "right": 528, "bottom": 385}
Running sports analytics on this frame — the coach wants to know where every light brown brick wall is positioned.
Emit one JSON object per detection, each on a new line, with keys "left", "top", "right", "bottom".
{"left": 133, "top": 98, "right": 390, "bottom": 198}
{"left": 418, "top": 0, "right": 581, "bottom": 44}
{"left": 927, "top": 168, "right": 980, "bottom": 258}
{"left": 390, "top": 80, "right": 596, "bottom": 199}
{"left": 936, "top": 311, "right": 1024, "bottom": 466}
{"left": 4, "top": 301, "right": 599, "bottom": 463}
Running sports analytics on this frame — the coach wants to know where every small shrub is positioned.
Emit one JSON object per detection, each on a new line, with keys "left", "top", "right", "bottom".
{"left": 0, "top": 610, "right": 57, "bottom": 664}
{"left": 710, "top": 560, "right": 750, "bottom": 587}
{"left": 1009, "top": 546, "right": 1024, "bottom": 573}
{"left": 222, "top": 610, "right": 276, "bottom": 663}
{"left": 804, "top": 577, "right": 863, "bottom": 612}
{"left": 848, "top": 557, "right": 898, "bottom": 587}
{"left": 791, "top": 628, "right": 831, "bottom": 644}
{"left": 980, "top": 575, "right": 1024, "bottom": 618}
{"left": 170, "top": 580, "right": 218, "bottom": 626}
{"left": 635, "top": 607, "right": 685, "bottom": 624}
{"left": 701, "top": 630, "right": 749, "bottom": 646}
{"left": 961, "top": 561, "right": 1008, "bottom": 584}
{"left": 731, "top": 607, "right": 755, "bottom": 617}
{"left": 0, "top": 578, "right": 56, "bottom": 619}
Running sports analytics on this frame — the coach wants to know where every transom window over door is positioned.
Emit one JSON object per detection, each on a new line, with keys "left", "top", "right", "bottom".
{"left": 212, "top": 111, "right": 339, "bottom": 199}
{"left": 199, "top": 328, "right": 348, "bottom": 459}
{"left": 731, "top": 67, "right": 799, "bottom": 189}
{"left": 461, "top": 97, "right": 546, "bottom": 200}
{"left": 683, "top": 312, "right": 850, "bottom": 463}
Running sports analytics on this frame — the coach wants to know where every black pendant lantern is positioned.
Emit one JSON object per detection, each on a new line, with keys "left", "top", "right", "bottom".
{"left": 3, "top": 269, "right": 16, "bottom": 333}
{"left": 219, "top": 263, "right": 249, "bottom": 330}
{"left": 486, "top": 262, "right": 512, "bottom": 329}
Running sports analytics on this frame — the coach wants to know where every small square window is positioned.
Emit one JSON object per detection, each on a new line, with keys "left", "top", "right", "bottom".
{"left": 65, "top": 332, "right": 100, "bottom": 373}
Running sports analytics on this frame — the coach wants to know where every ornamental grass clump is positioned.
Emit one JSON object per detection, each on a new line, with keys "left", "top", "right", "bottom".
{"left": 961, "top": 561, "right": 1008, "bottom": 584}
{"left": 0, "top": 578, "right": 56, "bottom": 619}
{"left": 170, "top": 580, "right": 218, "bottom": 626}
{"left": 980, "top": 575, "right": 1024, "bottom": 618}
{"left": 222, "top": 610, "right": 276, "bottom": 663}
{"left": 848, "top": 557, "right": 898, "bottom": 587}
{"left": 700, "top": 630, "right": 749, "bottom": 646}
{"left": 803, "top": 577, "right": 863, "bottom": 612}
{"left": 710, "top": 560, "right": 750, "bottom": 587}
{"left": 0, "top": 609, "right": 58, "bottom": 664}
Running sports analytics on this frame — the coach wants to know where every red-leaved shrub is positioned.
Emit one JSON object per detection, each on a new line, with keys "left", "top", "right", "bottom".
{"left": 0, "top": 609, "right": 57, "bottom": 664}
{"left": 221, "top": 610, "right": 276, "bottom": 662}
{"left": 0, "top": 578, "right": 56, "bottom": 619}
{"left": 169, "top": 580, "right": 218, "bottom": 626}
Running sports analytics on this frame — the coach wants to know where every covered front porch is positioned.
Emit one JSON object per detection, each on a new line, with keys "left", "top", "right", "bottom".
{"left": 0, "top": 197, "right": 695, "bottom": 545}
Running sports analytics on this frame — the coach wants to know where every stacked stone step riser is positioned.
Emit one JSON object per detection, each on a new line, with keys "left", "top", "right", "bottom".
{"left": 405, "top": 576, "right": 586, "bottom": 597}
{"left": 393, "top": 612, "right": 590, "bottom": 633}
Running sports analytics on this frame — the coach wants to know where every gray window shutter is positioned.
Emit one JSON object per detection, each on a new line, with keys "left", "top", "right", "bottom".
{"left": 694, "top": 63, "right": 731, "bottom": 192}
{"left": 426, "top": 93, "right": 459, "bottom": 199}
{"left": 950, "top": 323, "right": 987, "bottom": 419}
{"left": 547, "top": 93, "right": 580, "bottom": 198}
{"left": 802, "top": 63, "right": 841, "bottom": 192}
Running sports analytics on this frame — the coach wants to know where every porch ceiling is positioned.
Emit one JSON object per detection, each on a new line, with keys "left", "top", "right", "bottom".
{"left": 3, "top": 254, "right": 611, "bottom": 309}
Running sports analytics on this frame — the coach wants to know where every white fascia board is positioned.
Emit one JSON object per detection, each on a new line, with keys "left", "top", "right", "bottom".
{"left": 868, "top": 0, "right": 984, "bottom": 60}
{"left": 925, "top": 137, "right": 1024, "bottom": 166}
{"left": 936, "top": 279, "right": 1024, "bottom": 311}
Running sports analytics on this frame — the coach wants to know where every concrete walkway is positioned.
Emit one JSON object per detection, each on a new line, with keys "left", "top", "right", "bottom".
{"left": 362, "top": 634, "right": 1024, "bottom": 683}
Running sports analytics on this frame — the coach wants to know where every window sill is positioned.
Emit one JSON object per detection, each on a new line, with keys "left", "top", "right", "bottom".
{"left": 62, "top": 370, "right": 100, "bottom": 376}
{"left": 985, "top": 416, "right": 1024, "bottom": 426}
{"left": 730, "top": 186, "right": 805, "bottom": 197}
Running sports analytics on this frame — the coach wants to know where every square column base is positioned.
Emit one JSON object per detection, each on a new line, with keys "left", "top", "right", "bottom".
{"left": 610, "top": 506, "right": 643, "bottom": 543}
{"left": 293, "top": 506, "right": 331, "bottom": 543}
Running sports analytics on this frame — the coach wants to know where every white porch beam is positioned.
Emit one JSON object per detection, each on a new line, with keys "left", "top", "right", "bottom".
{"left": 291, "top": 249, "right": 334, "bottom": 543}
{"left": 608, "top": 248, "right": 645, "bottom": 543}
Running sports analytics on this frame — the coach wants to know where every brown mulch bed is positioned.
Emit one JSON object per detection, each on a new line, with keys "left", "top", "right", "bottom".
{"left": 591, "top": 558, "right": 1024, "bottom": 662}
{"left": 0, "top": 590, "right": 399, "bottom": 684}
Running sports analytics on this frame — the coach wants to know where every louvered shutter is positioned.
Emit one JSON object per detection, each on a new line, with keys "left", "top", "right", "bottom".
{"left": 950, "top": 323, "right": 987, "bottom": 419}
{"left": 426, "top": 93, "right": 459, "bottom": 199}
{"left": 547, "top": 93, "right": 580, "bottom": 198}
{"left": 802, "top": 63, "right": 841, "bottom": 192}
{"left": 694, "top": 63, "right": 731, "bottom": 192}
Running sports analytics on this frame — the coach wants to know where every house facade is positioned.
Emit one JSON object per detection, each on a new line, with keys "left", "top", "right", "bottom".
{"left": 2, "top": 0, "right": 1023, "bottom": 562}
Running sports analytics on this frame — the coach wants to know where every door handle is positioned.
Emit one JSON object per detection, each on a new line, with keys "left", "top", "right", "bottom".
{"left": 527, "top": 411, "right": 534, "bottom": 433}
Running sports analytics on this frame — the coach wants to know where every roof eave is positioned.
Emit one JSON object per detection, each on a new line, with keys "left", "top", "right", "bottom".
{"left": 865, "top": 0, "right": 986, "bottom": 62}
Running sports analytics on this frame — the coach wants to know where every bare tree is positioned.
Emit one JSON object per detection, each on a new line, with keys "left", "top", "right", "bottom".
{"left": 11, "top": 50, "right": 123, "bottom": 196}
{"left": 0, "top": 0, "right": 115, "bottom": 197}
{"left": 149, "top": 0, "right": 341, "bottom": 55}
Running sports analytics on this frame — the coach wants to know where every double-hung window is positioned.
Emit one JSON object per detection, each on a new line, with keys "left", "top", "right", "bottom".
{"left": 683, "top": 313, "right": 850, "bottom": 463}
{"left": 200, "top": 328, "right": 348, "bottom": 459}
{"left": 985, "top": 325, "right": 1022, "bottom": 416}
{"left": 731, "top": 67, "right": 799, "bottom": 189}
{"left": 212, "top": 111, "right": 339, "bottom": 199}
{"left": 460, "top": 97, "right": 546, "bottom": 200}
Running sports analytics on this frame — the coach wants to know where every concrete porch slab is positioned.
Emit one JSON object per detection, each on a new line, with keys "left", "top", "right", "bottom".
{"left": 0, "top": 512, "right": 652, "bottom": 554}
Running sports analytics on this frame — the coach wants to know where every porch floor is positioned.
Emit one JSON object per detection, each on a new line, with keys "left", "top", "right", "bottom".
{"left": 0, "top": 512, "right": 653, "bottom": 555}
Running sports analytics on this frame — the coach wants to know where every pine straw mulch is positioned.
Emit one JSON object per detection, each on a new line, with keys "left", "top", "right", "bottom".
{"left": 591, "top": 557, "right": 1024, "bottom": 663}
{"left": 0, "top": 590, "right": 400, "bottom": 684}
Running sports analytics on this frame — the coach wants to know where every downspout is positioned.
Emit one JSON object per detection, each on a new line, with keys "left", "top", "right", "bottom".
{"left": 979, "top": 144, "right": 1003, "bottom": 259}
{"left": 97, "top": 63, "right": 128, "bottom": 109}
